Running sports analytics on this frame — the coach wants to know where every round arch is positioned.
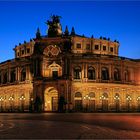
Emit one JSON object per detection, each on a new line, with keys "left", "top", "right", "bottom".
{"left": 44, "top": 87, "right": 58, "bottom": 111}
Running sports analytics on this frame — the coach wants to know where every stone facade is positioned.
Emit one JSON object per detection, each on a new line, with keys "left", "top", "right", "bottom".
{"left": 0, "top": 16, "right": 140, "bottom": 112}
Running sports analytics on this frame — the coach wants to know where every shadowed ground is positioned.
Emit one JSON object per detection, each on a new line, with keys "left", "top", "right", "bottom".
{"left": 0, "top": 113, "right": 140, "bottom": 139}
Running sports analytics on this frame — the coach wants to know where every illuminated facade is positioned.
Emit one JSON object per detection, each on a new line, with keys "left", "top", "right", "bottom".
{"left": 0, "top": 15, "right": 140, "bottom": 112}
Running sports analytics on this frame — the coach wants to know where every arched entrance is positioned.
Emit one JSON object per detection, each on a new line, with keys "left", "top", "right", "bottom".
{"left": 44, "top": 87, "right": 58, "bottom": 111}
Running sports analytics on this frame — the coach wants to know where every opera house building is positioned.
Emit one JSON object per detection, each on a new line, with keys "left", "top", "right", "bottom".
{"left": 0, "top": 15, "right": 140, "bottom": 112}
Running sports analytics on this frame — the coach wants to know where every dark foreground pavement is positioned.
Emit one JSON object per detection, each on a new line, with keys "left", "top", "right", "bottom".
{"left": 0, "top": 113, "right": 140, "bottom": 139}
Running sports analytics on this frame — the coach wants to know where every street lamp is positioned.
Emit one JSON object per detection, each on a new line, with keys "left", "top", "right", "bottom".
{"left": 114, "top": 95, "right": 120, "bottom": 112}
{"left": 0, "top": 97, "right": 4, "bottom": 112}
{"left": 137, "top": 96, "right": 140, "bottom": 101}
{"left": 126, "top": 95, "right": 132, "bottom": 111}
{"left": 137, "top": 96, "right": 140, "bottom": 111}
{"left": 83, "top": 95, "right": 91, "bottom": 100}
{"left": 100, "top": 95, "right": 106, "bottom": 100}
{"left": 126, "top": 95, "right": 132, "bottom": 101}
{"left": 114, "top": 95, "right": 120, "bottom": 100}
{"left": 83, "top": 95, "right": 91, "bottom": 111}
{"left": 9, "top": 96, "right": 14, "bottom": 112}
{"left": 100, "top": 95, "right": 108, "bottom": 111}
{"left": 19, "top": 95, "right": 25, "bottom": 112}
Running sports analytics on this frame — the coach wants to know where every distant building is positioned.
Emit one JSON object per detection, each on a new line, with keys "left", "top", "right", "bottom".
{"left": 0, "top": 15, "right": 140, "bottom": 112}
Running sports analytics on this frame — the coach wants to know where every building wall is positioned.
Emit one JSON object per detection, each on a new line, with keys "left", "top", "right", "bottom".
{"left": 71, "top": 82, "right": 140, "bottom": 112}
{"left": 0, "top": 83, "right": 33, "bottom": 112}
{"left": 0, "top": 36, "right": 140, "bottom": 112}
{"left": 72, "top": 36, "right": 119, "bottom": 56}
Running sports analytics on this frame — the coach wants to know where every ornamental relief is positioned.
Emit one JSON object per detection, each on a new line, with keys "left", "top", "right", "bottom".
{"left": 43, "top": 45, "right": 61, "bottom": 56}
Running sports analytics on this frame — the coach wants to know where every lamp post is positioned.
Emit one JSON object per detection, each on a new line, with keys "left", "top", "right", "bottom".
{"left": 126, "top": 95, "right": 132, "bottom": 112}
{"left": 100, "top": 95, "right": 108, "bottom": 111}
{"left": 137, "top": 96, "right": 140, "bottom": 111}
{"left": 19, "top": 95, "right": 25, "bottom": 112}
{"left": 29, "top": 97, "right": 33, "bottom": 112}
{"left": 114, "top": 95, "right": 120, "bottom": 112}
{"left": 9, "top": 96, "right": 14, "bottom": 112}
{"left": 83, "top": 95, "right": 91, "bottom": 112}
{"left": 0, "top": 97, "right": 4, "bottom": 112}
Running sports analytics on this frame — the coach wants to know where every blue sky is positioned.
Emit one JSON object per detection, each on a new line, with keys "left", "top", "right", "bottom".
{"left": 0, "top": 1, "right": 140, "bottom": 62}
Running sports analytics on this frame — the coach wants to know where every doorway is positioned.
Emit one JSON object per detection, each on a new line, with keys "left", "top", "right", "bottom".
{"left": 44, "top": 87, "right": 58, "bottom": 111}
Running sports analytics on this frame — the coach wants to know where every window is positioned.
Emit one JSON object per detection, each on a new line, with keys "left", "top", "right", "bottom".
{"left": 101, "top": 67, "right": 109, "bottom": 80}
{"left": 88, "top": 67, "right": 95, "bottom": 80}
{"left": 27, "top": 48, "right": 30, "bottom": 53}
{"left": 114, "top": 68, "right": 120, "bottom": 81}
{"left": 52, "top": 71, "right": 58, "bottom": 79}
{"left": 21, "top": 50, "right": 24, "bottom": 55}
{"left": 95, "top": 45, "right": 99, "bottom": 50}
{"left": 17, "top": 52, "right": 20, "bottom": 57}
{"left": 89, "top": 92, "right": 95, "bottom": 98}
{"left": 74, "top": 67, "right": 81, "bottom": 79}
{"left": 103, "top": 93, "right": 108, "bottom": 98}
{"left": 86, "top": 44, "right": 90, "bottom": 50}
{"left": 75, "top": 92, "right": 82, "bottom": 98}
{"left": 3, "top": 72, "right": 8, "bottom": 84}
{"left": 21, "top": 68, "right": 26, "bottom": 81}
{"left": 124, "top": 70, "right": 129, "bottom": 82}
{"left": 10, "top": 69, "right": 16, "bottom": 83}
{"left": 110, "top": 47, "right": 113, "bottom": 52}
{"left": 76, "top": 43, "right": 81, "bottom": 49}
{"left": 103, "top": 46, "right": 106, "bottom": 51}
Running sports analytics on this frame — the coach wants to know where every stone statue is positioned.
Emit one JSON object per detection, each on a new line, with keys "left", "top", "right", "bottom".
{"left": 46, "top": 15, "right": 62, "bottom": 37}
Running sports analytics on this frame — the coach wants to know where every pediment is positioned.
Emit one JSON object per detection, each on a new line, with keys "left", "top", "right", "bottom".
{"left": 48, "top": 61, "right": 61, "bottom": 68}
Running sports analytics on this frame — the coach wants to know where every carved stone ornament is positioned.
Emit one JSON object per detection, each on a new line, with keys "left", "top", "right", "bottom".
{"left": 43, "top": 45, "right": 61, "bottom": 56}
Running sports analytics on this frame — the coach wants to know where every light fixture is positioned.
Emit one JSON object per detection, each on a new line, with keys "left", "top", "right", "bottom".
{"left": 126, "top": 95, "right": 132, "bottom": 101}
{"left": 100, "top": 95, "right": 106, "bottom": 100}
{"left": 114, "top": 95, "right": 120, "bottom": 100}
{"left": 137, "top": 96, "right": 140, "bottom": 101}
{"left": 19, "top": 95, "right": 25, "bottom": 101}
{"left": 83, "top": 95, "right": 91, "bottom": 100}
{"left": 9, "top": 96, "right": 14, "bottom": 101}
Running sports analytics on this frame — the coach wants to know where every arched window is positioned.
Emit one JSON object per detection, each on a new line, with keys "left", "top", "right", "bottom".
{"left": 75, "top": 92, "right": 82, "bottom": 98}
{"left": 124, "top": 70, "right": 129, "bottom": 82}
{"left": 3, "top": 71, "right": 8, "bottom": 84}
{"left": 74, "top": 66, "right": 81, "bottom": 79}
{"left": 114, "top": 68, "right": 120, "bottom": 81}
{"left": 103, "top": 93, "right": 108, "bottom": 98}
{"left": 21, "top": 68, "right": 26, "bottom": 81}
{"left": 10, "top": 69, "right": 16, "bottom": 83}
{"left": 101, "top": 67, "right": 109, "bottom": 80}
{"left": 88, "top": 67, "right": 95, "bottom": 80}
{"left": 89, "top": 92, "right": 95, "bottom": 98}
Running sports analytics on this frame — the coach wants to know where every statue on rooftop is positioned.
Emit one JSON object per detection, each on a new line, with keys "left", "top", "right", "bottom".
{"left": 46, "top": 15, "right": 62, "bottom": 37}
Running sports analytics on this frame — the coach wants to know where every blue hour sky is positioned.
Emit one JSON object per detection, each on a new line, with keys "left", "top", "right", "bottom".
{"left": 0, "top": 1, "right": 140, "bottom": 62}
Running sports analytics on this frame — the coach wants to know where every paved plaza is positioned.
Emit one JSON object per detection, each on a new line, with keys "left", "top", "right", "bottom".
{"left": 0, "top": 113, "right": 140, "bottom": 139}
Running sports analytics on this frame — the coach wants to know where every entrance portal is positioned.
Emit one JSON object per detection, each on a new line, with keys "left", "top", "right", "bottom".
{"left": 44, "top": 87, "right": 58, "bottom": 111}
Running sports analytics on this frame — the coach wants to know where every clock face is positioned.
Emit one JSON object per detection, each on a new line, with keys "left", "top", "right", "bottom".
{"left": 43, "top": 45, "right": 61, "bottom": 56}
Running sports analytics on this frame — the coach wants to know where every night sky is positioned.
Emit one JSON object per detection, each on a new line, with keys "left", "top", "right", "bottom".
{"left": 0, "top": 1, "right": 140, "bottom": 62}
